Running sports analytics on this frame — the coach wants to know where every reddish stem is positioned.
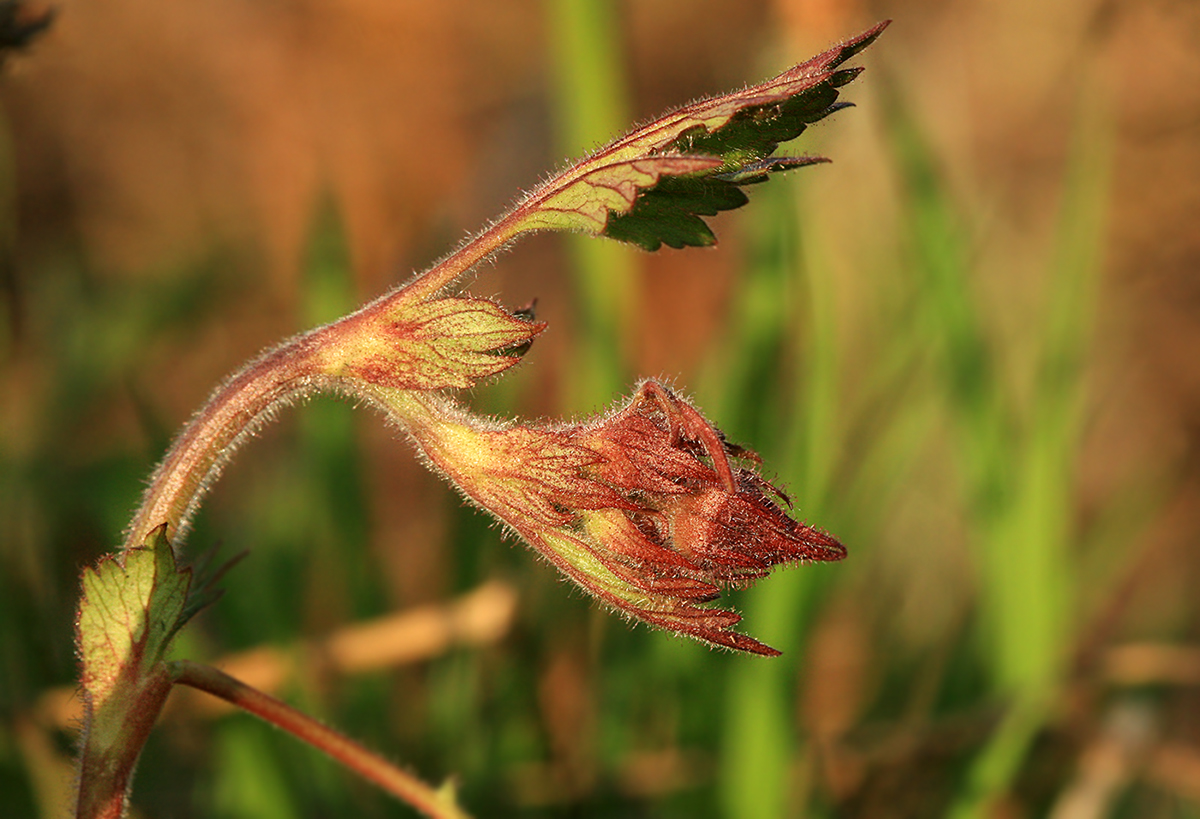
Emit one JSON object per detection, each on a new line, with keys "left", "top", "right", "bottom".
{"left": 74, "top": 664, "right": 175, "bottom": 819}
{"left": 124, "top": 216, "right": 526, "bottom": 553}
{"left": 170, "top": 661, "right": 471, "bottom": 819}
{"left": 397, "top": 211, "right": 526, "bottom": 303}
{"left": 126, "top": 335, "right": 328, "bottom": 549}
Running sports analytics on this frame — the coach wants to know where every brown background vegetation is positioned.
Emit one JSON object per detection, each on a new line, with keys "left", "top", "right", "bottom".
{"left": 4, "top": 0, "right": 1200, "bottom": 815}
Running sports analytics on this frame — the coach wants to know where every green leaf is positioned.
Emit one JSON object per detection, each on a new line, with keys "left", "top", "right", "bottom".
{"left": 514, "top": 155, "right": 724, "bottom": 235}
{"left": 509, "top": 21, "right": 888, "bottom": 250}
{"left": 75, "top": 526, "right": 199, "bottom": 818}
{"left": 77, "top": 525, "right": 192, "bottom": 708}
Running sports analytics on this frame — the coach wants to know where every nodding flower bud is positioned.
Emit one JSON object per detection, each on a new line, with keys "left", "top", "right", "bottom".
{"left": 389, "top": 379, "right": 844, "bottom": 655}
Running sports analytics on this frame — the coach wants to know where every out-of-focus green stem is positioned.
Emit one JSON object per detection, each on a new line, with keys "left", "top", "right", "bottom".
{"left": 545, "top": 0, "right": 636, "bottom": 408}
{"left": 719, "top": 176, "right": 839, "bottom": 819}
{"left": 945, "top": 696, "right": 1049, "bottom": 819}
{"left": 884, "top": 59, "right": 1109, "bottom": 812}
{"left": 171, "top": 661, "right": 471, "bottom": 819}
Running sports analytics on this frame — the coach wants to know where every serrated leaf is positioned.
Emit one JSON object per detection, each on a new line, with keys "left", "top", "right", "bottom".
{"left": 507, "top": 21, "right": 888, "bottom": 250}
{"left": 604, "top": 174, "right": 747, "bottom": 250}
{"left": 75, "top": 527, "right": 237, "bottom": 817}
{"left": 337, "top": 296, "right": 547, "bottom": 391}
{"left": 514, "top": 155, "right": 725, "bottom": 235}
{"left": 77, "top": 525, "right": 191, "bottom": 708}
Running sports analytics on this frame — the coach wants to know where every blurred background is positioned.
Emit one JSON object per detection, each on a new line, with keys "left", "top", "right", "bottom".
{"left": 2, "top": 0, "right": 1199, "bottom": 816}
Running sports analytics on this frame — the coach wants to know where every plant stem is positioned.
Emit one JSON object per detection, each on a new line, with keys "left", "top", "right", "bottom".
{"left": 170, "top": 660, "right": 471, "bottom": 819}
{"left": 398, "top": 213, "right": 525, "bottom": 303}
{"left": 125, "top": 336, "right": 328, "bottom": 551}
{"left": 75, "top": 663, "right": 176, "bottom": 819}
{"left": 124, "top": 215, "right": 527, "bottom": 554}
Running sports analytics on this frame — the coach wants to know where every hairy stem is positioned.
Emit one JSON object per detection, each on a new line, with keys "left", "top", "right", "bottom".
{"left": 398, "top": 211, "right": 526, "bottom": 303}
{"left": 124, "top": 216, "right": 528, "bottom": 553}
{"left": 170, "top": 661, "right": 471, "bottom": 819}
{"left": 125, "top": 333, "right": 329, "bottom": 551}
{"left": 75, "top": 664, "right": 175, "bottom": 819}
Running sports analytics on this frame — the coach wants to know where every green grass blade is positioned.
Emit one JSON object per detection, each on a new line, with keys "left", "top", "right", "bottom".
{"left": 545, "top": 0, "right": 637, "bottom": 409}
{"left": 716, "top": 176, "right": 839, "bottom": 819}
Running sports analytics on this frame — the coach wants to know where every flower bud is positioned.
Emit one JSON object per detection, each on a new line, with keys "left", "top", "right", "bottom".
{"left": 392, "top": 380, "right": 844, "bottom": 655}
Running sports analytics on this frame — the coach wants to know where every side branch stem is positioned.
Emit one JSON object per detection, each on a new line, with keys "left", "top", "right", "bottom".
{"left": 397, "top": 212, "right": 526, "bottom": 302}
{"left": 170, "top": 661, "right": 471, "bottom": 819}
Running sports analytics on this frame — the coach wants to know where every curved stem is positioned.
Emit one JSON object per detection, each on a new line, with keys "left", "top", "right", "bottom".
{"left": 125, "top": 215, "right": 527, "bottom": 554}
{"left": 398, "top": 212, "right": 526, "bottom": 303}
{"left": 170, "top": 661, "right": 471, "bottom": 819}
{"left": 125, "top": 332, "right": 330, "bottom": 551}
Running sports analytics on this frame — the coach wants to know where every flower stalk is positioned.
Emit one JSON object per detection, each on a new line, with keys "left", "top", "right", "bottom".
{"left": 125, "top": 267, "right": 545, "bottom": 552}
{"left": 171, "top": 661, "right": 471, "bottom": 819}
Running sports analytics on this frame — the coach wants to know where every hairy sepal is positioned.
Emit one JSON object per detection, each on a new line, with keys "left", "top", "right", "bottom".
{"left": 334, "top": 294, "right": 547, "bottom": 391}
